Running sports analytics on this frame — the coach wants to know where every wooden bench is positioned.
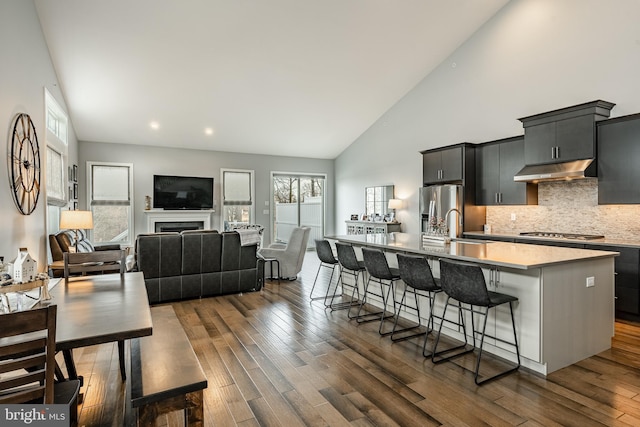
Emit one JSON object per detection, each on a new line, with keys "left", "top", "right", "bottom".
{"left": 128, "top": 305, "right": 207, "bottom": 426}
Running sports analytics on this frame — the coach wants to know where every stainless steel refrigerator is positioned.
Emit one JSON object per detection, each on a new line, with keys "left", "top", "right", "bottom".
{"left": 419, "top": 184, "right": 463, "bottom": 238}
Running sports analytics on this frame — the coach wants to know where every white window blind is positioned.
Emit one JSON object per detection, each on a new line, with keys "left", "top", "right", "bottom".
{"left": 223, "top": 171, "right": 252, "bottom": 205}
{"left": 46, "top": 146, "right": 65, "bottom": 204}
{"left": 91, "top": 165, "right": 130, "bottom": 204}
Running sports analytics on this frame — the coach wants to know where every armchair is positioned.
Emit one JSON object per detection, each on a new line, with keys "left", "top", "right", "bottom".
{"left": 49, "top": 229, "right": 123, "bottom": 277}
{"left": 258, "top": 227, "right": 311, "bottom": 280}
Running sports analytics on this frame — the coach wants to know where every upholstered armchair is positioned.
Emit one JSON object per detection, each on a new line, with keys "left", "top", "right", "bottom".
{"left": 258, "top": 227, "right": 311, "bottom": 280}
{"left": 48, "top": 229, "right": 123, "bottom": 277}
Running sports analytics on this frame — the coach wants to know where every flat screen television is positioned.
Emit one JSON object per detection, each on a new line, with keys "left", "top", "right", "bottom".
{"left": 153, "top": 175, "right": 214, "bottom": 210}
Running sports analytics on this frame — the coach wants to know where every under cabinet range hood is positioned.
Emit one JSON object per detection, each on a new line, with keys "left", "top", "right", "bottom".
{"left": 513, "top": 158, "right": 596, "bottom": 182}
{"left": 515, "top": 100, "right": 615, "bottom": 183}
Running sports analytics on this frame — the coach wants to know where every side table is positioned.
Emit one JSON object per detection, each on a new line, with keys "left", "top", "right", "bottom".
{"left": 257, "top": 256, "right": 280, "bottom": 288}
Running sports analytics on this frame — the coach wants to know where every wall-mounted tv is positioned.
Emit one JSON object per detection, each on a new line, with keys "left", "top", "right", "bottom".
{"left": 153, "top": 175, "right": 214, "bottom": 210}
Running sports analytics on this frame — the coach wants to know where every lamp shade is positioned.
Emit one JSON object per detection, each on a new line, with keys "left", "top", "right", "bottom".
{"left": 388, "top": 199, "right": 402, "bottom": 210}
{"left": 60, "top": 210, "right": 94, "bottom": 230}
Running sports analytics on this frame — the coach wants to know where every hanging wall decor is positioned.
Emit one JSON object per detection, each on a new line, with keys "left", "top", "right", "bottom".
{"left": 8, "top": 113, "right": 41, "bottom": 215}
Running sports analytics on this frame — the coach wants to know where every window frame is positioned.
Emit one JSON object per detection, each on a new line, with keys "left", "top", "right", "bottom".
{"left": 44, "top": 89, "right": 68, "bottom": 208}
{"left": 87, "top": 161, "right": 134, "bottom": 246}
{"left": 221, "top": 168, "right": 255, "bottom": 228}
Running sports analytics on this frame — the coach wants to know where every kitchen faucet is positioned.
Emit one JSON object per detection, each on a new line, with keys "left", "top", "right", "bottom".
{"left": 444, "top": 208, "right": 462, "bottom": 237}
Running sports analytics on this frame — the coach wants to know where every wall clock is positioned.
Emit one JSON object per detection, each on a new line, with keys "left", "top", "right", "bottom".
{"left": 8, "top": 113, "right": 41, "bottom": 215}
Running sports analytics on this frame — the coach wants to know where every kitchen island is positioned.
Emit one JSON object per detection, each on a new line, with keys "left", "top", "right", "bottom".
{"left": 327, "top": 233, "right": 618, "bottom": 375}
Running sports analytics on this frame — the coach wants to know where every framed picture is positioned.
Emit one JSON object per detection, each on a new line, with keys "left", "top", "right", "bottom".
{"left": 350, "top": 214, "right": 359, "bottom": 221}
{"left": 73, "top": 201, "right": 78, "bottom": 210}
{"left": 72, "top": 165, "right": 78, "bottom": 182}
{"left": 73, "top": 183, "right": 78, "bottom": 199}
{"left": 361, "top": 214, "right": 368, "bottom": 221}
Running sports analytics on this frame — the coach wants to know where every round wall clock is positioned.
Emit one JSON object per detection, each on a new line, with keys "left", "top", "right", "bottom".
{"left": 8, "top": 113, "right": 41, "bottom": 215}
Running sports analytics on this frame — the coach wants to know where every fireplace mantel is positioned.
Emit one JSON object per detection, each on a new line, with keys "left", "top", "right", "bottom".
{"left": 144, "top": 210, "right": 214, "bottom": 233}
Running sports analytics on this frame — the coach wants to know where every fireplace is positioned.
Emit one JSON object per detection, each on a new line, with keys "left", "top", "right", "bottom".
{"left": 155, "top": 221, "right": 204, "bottom": 232}
{"left": 144, "top": 210, "right": 214, "bottom": 233}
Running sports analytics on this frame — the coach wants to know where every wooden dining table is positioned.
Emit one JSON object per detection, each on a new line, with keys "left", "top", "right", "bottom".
{"left": 37, "top": 272, "right": 153, "bottom": 381}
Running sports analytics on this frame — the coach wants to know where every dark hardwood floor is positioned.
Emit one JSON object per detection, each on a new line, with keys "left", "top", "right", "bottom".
{"left": 71, "top": 253, "right": 640, "bottom": 426}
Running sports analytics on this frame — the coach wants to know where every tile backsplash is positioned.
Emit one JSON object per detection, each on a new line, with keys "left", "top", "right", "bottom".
{"left": 485, "top": 178, "right": 640, "bottom": 240}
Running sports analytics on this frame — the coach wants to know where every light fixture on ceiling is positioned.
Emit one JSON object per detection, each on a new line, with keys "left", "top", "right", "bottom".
{"left": 149, "top": 121, "right": 160, "bottom": 130}
{"left": 204, "top": 127, "right": 214, "bottom": 136}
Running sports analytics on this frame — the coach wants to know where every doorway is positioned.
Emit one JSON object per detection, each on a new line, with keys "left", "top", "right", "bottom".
{"left": 271, "top": 173, "right": 325, "bottom": 249}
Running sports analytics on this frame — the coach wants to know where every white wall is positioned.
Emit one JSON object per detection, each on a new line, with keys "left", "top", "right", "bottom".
{"left": 0, "top": 0, "right": 77, "bottom": 268}
{"left": 78, "top": 141, "right": 334, "bottom": 246}
{"left": 335, "top": 0, "right": 640, "bottom": 236}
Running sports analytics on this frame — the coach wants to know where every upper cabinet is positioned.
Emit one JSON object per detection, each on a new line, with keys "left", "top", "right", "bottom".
{"left": 597, "top": 113, "right": 640, "bottom": 204}
{"left": 519, "top": 100, "right": 615, "bottom": 165}
{"left": 421, "top": 144, "right": 465, "bottom": 185}
{"left": 475, "top": 136, "right": 537, "bottom": 205}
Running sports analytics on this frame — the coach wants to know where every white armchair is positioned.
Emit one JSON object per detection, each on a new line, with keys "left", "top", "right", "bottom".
{"left": 258, "top": 227, "right": 311, "bottom": 280}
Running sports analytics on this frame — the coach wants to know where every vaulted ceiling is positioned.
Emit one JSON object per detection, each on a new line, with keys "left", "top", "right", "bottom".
{"left": 35, "top": 0, "right": 509, "bottom": 159}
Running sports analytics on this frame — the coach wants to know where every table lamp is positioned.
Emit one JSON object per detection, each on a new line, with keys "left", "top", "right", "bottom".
{"left": 60, "top": 210, "right": 94, "bottom": 252}
{"left": 388, "top": 199, "right": 402, "bottom": 222}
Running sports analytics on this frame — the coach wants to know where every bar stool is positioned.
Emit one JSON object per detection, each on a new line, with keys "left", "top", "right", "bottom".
{"left": 310, "top": 239, "right": 339, "bottom": 302}
{"left": 432, "top": 258, "right": 521, "bottom": 385}
{"left": 394, "top": 254, "right": 442, "bottom": 345}
{"left": 359, "top": 248, "right": 400, "bottom": 335}
{"left": 331, "top": 242, "right": 365, "bottom": 311}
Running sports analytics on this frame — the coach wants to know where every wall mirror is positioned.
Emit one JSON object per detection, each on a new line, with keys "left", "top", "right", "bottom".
{"left": 365, "top": 185, "right": 394, "bottom": 219}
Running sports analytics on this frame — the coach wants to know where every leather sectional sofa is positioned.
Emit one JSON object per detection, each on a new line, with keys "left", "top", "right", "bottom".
{"left": 134, "top": 230, "right": 259, "bottom": 304}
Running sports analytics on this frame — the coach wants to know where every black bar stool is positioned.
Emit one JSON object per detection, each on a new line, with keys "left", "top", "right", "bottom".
{"left": 394, "top": 254, "right": 442, "bottom": 345}
{"left": 330, "top": 242, "right": 364, "bottom": 311}
{"left": 432, "top": 258, "right": 521, "bottom": 385}
{"left": 310, "top": 239, "right": 339, "bottom": 302}
{"left": 359, "top": 248, "right": 400, "bottom": 335}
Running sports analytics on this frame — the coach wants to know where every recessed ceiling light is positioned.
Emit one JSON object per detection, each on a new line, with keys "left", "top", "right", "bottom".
{"left": 204, "top": 127, "right": 214, "bottom": 136}
{"left": 149, "top": 121, "right": 159, "bottom": 130}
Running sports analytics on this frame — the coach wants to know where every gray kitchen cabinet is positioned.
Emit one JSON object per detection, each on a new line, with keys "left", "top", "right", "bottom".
{"left": 597, "top": 113, "right": 640, "bottom": 204}
{"left": 475, "top": 136, "right": 537, "bottom": 205}
{"left": 585, "top": 244, "right": 640, "bottom": 317}
{"left": 421, "top": 145, "right": 463, "bottom": 184}
{"left": 519, "top": 100, "right": 615, "bottom": 166}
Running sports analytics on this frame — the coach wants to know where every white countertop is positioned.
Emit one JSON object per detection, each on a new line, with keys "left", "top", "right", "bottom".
{"left": 327, "top": 233, "right": 618, "bottom": 270}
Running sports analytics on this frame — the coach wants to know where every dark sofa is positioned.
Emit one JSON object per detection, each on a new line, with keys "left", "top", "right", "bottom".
{"left": 134, "top": 230, "right": 259, "bottom": 304}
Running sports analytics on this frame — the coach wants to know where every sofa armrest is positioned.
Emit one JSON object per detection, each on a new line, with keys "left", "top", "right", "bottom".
{"left": 125, "top": 254, "right": 136, "bottom": 272}
{"left": 96, "top": 244, "right": 121, "bottom": 251}
{"left": 257, "top": 247, "right": 285, "bottom": 259}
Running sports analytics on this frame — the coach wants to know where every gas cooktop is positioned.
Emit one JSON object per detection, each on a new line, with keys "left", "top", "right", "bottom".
{"left": 519, "top": 232, "right": 605, "bottom": 240}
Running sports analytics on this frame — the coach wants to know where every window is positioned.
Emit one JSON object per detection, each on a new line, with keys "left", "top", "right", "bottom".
{"left": 272, "top": 172, "right": 325, "bottom": 248}
{"left": 44, "top": 89, "right": 68, "bottom": 208}
{"left": 221, "top": 169, "right": 254, "bottom": 229}
{"left": 46, "top": 146, "right": 66, "bottom": 204}
{"left": 45, "top": 89, "right": 69, "bottom": 260}
{"left": 87, "top": 162, "right": 133, "bottom": 246}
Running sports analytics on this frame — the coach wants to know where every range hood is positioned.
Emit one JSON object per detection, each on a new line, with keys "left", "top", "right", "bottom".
{"left": 513, "top": 159, "right": 596, "bottom": 183}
